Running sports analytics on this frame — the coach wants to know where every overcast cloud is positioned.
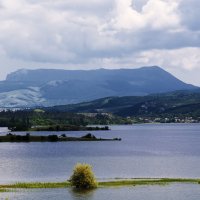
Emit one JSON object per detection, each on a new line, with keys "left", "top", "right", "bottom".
{"left": 0, "top": 0, "right": 200, "bottom": 85}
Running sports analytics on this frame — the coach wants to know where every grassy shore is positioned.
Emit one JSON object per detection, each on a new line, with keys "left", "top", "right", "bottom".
{"left": 1, "top": 178, "right": 200, "bottom": 190}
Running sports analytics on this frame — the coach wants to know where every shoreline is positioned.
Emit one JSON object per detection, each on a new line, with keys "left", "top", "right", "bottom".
{"left": 1, "top": 178, "right": 200, "bottom": 190}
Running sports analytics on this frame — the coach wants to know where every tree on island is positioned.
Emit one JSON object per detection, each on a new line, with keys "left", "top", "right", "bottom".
{"left": 70, "top": 163, "right": 98, "bottom": 189}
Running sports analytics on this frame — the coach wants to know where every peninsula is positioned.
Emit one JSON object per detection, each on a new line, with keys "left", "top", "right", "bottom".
{"left": 0, "top": 133, "right": 121, "bottom": 142}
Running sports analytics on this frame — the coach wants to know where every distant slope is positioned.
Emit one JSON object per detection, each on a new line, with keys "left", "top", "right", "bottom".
{"left": 46, "top": 90, "right": 200, "bottom": 117}
{"left": 0, "top": 66, "right": 198, "bottom": 107}
{"left": 0, "top": 87, "right": 45, "bottom": 108}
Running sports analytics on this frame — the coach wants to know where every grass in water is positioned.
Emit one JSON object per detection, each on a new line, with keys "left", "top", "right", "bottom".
{"left": 0, "top": 182, "right": 70, "bottom": 189}
{"left": 99, "top": 178, "right": 200, "bottom": 187}
{"left": 0, "top": 178, "right": 200, "bottom": 189}
{"left": 0, "top": 188, "right": 10, "bottom": 192}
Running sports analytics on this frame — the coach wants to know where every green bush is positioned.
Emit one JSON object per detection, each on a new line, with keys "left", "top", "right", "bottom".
{"left": 70, "top": 163, "right": 98, "bottom": 189}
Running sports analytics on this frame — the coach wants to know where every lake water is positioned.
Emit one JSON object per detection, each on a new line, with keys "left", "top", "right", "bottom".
{"left": 0, "top": 124, "right": 200, "bottom": 184}
{"left": 1, "top": 184, "right": 200, "bottom": 200}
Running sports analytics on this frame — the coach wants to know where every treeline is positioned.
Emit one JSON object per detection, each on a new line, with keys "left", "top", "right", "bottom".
{"left": 0, "top": 110, "right": 131, "bottom": 131}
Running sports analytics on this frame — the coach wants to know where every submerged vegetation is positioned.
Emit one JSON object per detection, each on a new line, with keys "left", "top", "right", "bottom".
{"left": 0, "top": 188, "right": 10, "bottom": 192}
{"left": 0, "top": 182, "right": 70, "bottom": 189}
{"left": 1, "top": 178, "right": 200, "bottom": 189}
{"left": 99, "top": 178, "right": 200, "bottom": 187}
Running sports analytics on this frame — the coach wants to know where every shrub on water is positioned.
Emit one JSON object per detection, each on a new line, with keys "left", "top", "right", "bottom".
{"left": 70, "top": 163, "right": 98, "bottom": 189}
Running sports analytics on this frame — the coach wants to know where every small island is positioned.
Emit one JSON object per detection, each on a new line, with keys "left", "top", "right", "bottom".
{"left": 0, "top": 133, "right": 121, "bottom": 142}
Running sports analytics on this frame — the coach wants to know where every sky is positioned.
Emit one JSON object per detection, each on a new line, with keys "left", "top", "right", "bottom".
{"left": 0, "top": 0, "right": 200, "bottom": 86}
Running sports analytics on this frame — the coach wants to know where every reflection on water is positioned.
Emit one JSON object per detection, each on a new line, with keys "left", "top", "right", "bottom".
{"left": 69, "top": 188, "right": 95, "bottom": 200}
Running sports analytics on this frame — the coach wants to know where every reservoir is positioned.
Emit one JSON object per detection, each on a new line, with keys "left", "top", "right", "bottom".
{"left": 0, "top": 124, "right": 200, "bottom": 183}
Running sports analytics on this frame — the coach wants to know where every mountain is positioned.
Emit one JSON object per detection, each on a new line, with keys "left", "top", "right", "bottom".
{"left": 0, "top": 66, "right": 198, "bottom": 107}
{"left": 47, "top": 89, "right": 200, "bottom": 117}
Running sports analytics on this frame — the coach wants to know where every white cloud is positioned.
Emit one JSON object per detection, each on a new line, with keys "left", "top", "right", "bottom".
{"left": 87, "top": 47, "right": 200, "bottom": 71}
{"left": 135, "top": 48, "right": 200, "bottom": 71}
{"left": 103, "top": 0, "right": 181, "bottom": 31}
{"left": 0, "top": 0, "right": 199, "bottom": 85}
{"left": 111, "top": 0, "right": 145, "bottom": 30}
{"left": 142, "top": 0, "right": 180, "bottom": 30}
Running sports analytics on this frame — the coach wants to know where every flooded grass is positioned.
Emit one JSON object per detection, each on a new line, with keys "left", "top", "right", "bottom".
{"left": 1, "top": 178, "right": 200, "bottom": 189}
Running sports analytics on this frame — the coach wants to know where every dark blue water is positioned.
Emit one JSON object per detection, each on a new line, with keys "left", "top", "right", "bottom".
{"left": 0, "top": 124, "right": 200, "bottom": 184}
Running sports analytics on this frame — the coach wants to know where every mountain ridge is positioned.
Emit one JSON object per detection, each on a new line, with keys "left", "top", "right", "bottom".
{"left": 0, "top": 66, "right": 198, "bottom": 108}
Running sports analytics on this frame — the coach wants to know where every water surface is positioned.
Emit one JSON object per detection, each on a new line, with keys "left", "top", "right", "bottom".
{"left": 1, "top": 184, "right": 200, "bottom": 200}
{"left": 0, "top": 124, "right": 200, "bottom": 183}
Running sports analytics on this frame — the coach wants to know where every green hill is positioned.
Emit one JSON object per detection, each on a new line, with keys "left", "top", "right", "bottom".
{"left": 46, "top": 90, "right": 200, "bottom": 119}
